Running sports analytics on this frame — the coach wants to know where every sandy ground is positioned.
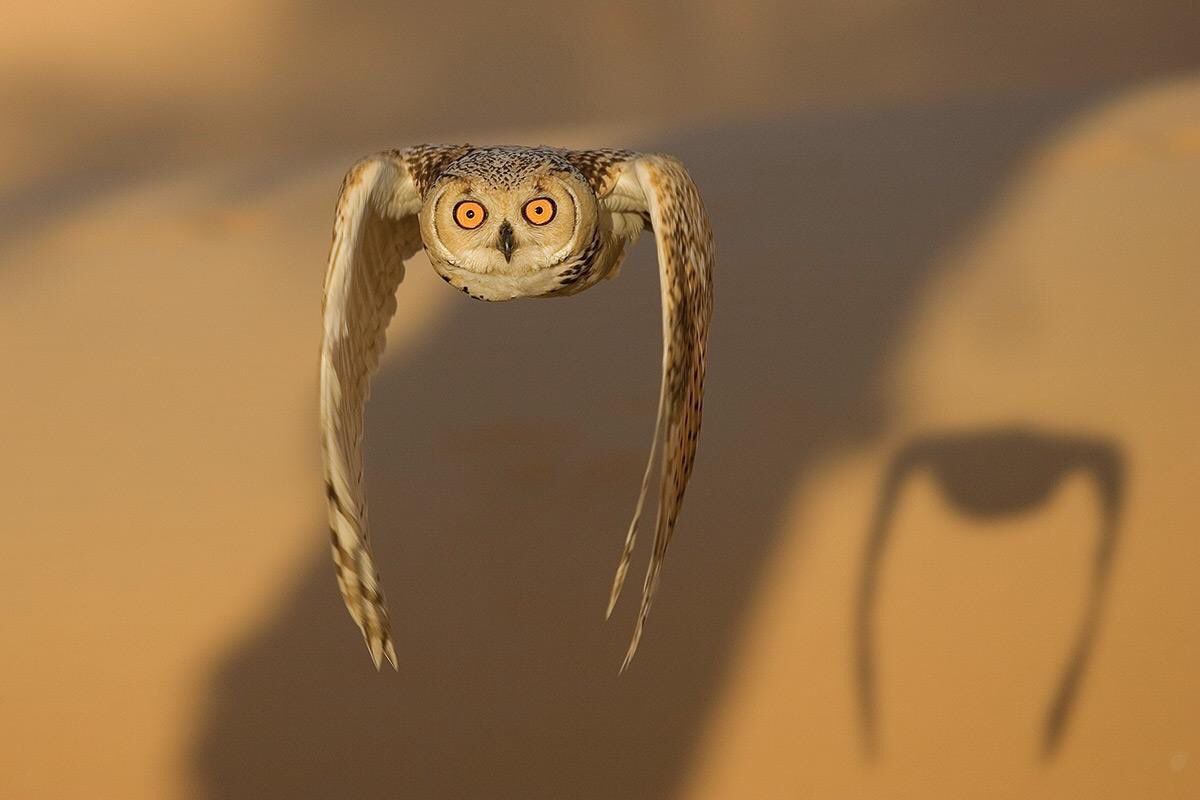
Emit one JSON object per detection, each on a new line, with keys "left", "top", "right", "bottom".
{"left": 1, "top": 3, "right": 1198, "bottom": 798}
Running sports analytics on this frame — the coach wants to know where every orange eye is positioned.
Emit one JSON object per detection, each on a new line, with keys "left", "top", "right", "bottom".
{"left": 453, "top": 200, "right": 487, "bottom": 229}
{"left": 522, "top": 197, "right": 557, "bottom": 226}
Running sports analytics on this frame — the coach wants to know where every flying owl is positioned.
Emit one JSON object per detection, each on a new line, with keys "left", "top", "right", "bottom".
{"left": 320, "top": 144, "right": 713, "bottom": 671}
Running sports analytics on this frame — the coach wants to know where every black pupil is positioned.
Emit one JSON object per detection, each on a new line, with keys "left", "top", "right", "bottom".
{"left": 466, "top": 209, "right": 475, "bottom": 218}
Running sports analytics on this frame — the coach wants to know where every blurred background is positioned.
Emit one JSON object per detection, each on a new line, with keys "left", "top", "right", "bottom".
{"left": 2, "top": 2, "right": 1198, "bottom": 798}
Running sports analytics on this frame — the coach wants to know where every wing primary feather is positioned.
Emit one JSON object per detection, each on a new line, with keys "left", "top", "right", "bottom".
{"left": 606, "top": 385, "right": 664, "bottom": 619}
{"left": 612, "top": 155, "right": 714, "bottom": 671}
{"left": 320, "top": 153, "right": 426, "bottom": 671}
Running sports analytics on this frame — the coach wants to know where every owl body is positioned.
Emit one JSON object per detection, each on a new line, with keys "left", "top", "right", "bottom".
{"left": 320, "top": 143, "right": 713, "bottom": 670}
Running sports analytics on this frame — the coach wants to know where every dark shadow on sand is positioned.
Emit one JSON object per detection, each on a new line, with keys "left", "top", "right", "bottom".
{"left": 855, "top": 427, "right": 1125, "bottom": 761}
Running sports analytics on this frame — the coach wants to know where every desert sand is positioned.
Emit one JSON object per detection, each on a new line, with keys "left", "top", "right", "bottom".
{"left": 1, "top": 3, "right": 1198, "bottom": 798}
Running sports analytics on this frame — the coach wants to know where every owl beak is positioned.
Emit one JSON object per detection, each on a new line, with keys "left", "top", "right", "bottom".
{"left": 497, "top": 221, "right": 515, "bottom": 263}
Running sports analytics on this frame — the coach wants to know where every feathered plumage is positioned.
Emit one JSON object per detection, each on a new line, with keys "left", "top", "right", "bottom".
{"left": 319, "top": 145, "right": 714, "bottom": 670}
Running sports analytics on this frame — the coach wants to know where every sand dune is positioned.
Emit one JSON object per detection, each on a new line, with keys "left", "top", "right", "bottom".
{"left": 1, "top": 3, "right": 1198, "bottom": 798}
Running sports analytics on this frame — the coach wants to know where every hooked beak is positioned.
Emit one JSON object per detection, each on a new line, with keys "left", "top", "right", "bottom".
{"left": 497, "top": 221, "right": 515, "bottom": 263}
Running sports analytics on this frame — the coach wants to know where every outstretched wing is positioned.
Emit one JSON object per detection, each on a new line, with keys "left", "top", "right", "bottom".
{"left": 584, "top": 152, "right": 715, "bottom": 670}
{"left": 319, "top": 147, "right": 463, "bottom": 669}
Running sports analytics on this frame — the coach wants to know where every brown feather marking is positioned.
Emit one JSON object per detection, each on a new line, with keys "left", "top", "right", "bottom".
{"left": 597, "top": 154, "right": 713, "bottom": 671}
{"left": 565, "top": 148, "right": 638, "bottom": 197}
{"left": 320, "top": 149, "right": 457, "bottom": 670}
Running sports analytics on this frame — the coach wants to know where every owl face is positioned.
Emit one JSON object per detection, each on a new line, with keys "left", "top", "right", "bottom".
{"left": 419, "top": 163, "right": 599, "bottom": 300}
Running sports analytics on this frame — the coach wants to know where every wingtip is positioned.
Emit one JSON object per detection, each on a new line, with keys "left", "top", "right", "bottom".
{"left": 368, "top": 637, "right": 385, "bottom": 670}
{"left": 619, "top": 635, "right": 640, "bottom": 675}
{"left": 384, "top": 639, "right": 398, "bottom": 671}
{"left": 606, "top": 527, "right": 640, "bottom": 620}
{"left": 618, "top": 619, "right": 645, "bottom": 674}
{"left": 605, "top": 561, "right": 630, "bottom": 620}
{"left": 367, "top": 634, "right": 398, "bottom": 672}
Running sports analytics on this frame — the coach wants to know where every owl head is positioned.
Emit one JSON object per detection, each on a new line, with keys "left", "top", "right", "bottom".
{"left": 418, "top": 147, "right": 600, "bottom": 301}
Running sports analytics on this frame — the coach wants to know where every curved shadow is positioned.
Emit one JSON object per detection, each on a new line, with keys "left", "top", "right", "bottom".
{"left": 192, "top": 95, "right": 1123, "bottom": 798}
{"left": 855, "top": 427, "right": 1125, "bottom": 761}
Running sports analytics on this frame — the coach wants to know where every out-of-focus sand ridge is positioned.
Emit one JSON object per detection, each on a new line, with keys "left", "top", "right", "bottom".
{"left": 685, "top": 82, "right": 1200, "bottom": 799}
{"left": 1, "top": 3, "right": 1198, "bottom": 798}
{"left": 5, "top": 2, "right": 1199, "bottom": 204}
{"left": 0, "top": 121, "right": 642, "bottom": 797}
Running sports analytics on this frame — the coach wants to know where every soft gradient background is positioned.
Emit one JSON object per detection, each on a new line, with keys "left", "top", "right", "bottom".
{"left": 2, "top": 3, "right": 1198, "bottom": 798}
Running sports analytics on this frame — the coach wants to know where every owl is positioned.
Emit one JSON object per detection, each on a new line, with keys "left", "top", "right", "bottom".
{"left": 320, "top": 144, "right": 714, "bottom": 671}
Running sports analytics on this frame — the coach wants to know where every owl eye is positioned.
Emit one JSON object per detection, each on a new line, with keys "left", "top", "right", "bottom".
{"left": 453, "top": 200, "right": 487, "bottom": 230}
{"left": 522, "top": 197, "right": 557, "bottom": 226}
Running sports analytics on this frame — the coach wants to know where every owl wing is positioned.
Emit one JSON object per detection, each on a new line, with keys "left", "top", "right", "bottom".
{"left": 581, "top": 152, "right": 715, "bottom": 670}
{"left": 320, "top": 147, "right": 465, "bottom": 670}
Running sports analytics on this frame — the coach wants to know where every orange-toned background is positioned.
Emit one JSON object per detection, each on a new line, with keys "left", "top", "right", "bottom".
{"left": 2, "top": 3, "right": 1198, "bottom": 798}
